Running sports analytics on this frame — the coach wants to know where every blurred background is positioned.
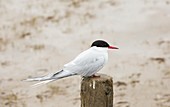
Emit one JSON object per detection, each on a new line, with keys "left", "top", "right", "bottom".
{"left": 0, "top": 0, "right": 170, "bottom": 107}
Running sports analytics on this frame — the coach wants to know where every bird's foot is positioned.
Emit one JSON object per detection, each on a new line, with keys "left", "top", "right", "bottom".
{"left": 82, "top": 74, "right": 100, "bottom": 79}
{"left": 91, "top": 74, "right": 100, "bottom": 78}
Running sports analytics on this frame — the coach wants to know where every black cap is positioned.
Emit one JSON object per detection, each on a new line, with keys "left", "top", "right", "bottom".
{"left": 91, "top": 40, "right": 110, "bottom": 48}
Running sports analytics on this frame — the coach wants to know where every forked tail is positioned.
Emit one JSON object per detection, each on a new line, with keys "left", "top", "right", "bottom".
{"left": 23, "top": 70, "right": 76, "bottom": 87}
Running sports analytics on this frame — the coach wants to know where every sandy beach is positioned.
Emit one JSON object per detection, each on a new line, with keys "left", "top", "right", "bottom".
{"left": 0, "top": 0, "right": 170, "bottom": 107}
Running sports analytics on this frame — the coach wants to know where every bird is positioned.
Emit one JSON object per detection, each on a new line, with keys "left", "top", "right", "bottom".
{"left": 24, "top": 40, "right": 118, "bottom": 86}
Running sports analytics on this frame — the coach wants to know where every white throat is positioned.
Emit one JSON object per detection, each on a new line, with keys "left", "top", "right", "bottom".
{"left": 92, "top": 46, "right": 108, "bottom": 52}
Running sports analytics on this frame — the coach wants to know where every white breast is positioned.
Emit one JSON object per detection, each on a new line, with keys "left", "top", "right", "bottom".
{"left": 63, "top": 47, "right": 109, "bottom": 76}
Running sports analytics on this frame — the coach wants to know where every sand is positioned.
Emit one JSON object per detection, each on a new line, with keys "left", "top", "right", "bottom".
{"left": 0, "top": 0, "right": 170, "bottom": 107}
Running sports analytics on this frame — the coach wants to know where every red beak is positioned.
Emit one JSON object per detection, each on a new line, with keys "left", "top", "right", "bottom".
{"left": 108, "top": 46, "right": 119, "bottom": 49}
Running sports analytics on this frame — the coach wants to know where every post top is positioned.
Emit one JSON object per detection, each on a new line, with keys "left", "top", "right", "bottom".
{"left": 82, "top": 73, "right": 112, "bottom": 82}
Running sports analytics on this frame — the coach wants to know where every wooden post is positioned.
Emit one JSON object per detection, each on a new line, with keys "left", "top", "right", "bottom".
{"left": 81, "top": 74, "right": 113, "bottom": 107}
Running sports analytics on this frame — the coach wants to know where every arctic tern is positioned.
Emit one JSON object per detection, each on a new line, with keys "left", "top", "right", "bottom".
{"left": 24, "top": 40, "right": 118, "bottom": 86}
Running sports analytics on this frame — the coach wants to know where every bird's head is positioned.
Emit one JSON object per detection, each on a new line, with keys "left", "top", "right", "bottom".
{"left": 91, "top": 40, "right": 118, "bottom": 50}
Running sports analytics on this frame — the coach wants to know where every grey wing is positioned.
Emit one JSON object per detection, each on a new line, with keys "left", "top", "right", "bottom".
{"left": 63, "top": 52, "right": 105, "bottom": 76}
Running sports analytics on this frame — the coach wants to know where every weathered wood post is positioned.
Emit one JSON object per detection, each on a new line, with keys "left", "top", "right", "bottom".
{"left": 81, "top": 74, "right": 113, "bottom": 107}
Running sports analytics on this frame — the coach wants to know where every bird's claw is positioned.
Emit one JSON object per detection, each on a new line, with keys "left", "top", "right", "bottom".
{"left": 91, "top": 74, "right": 100, "bottom": 78}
